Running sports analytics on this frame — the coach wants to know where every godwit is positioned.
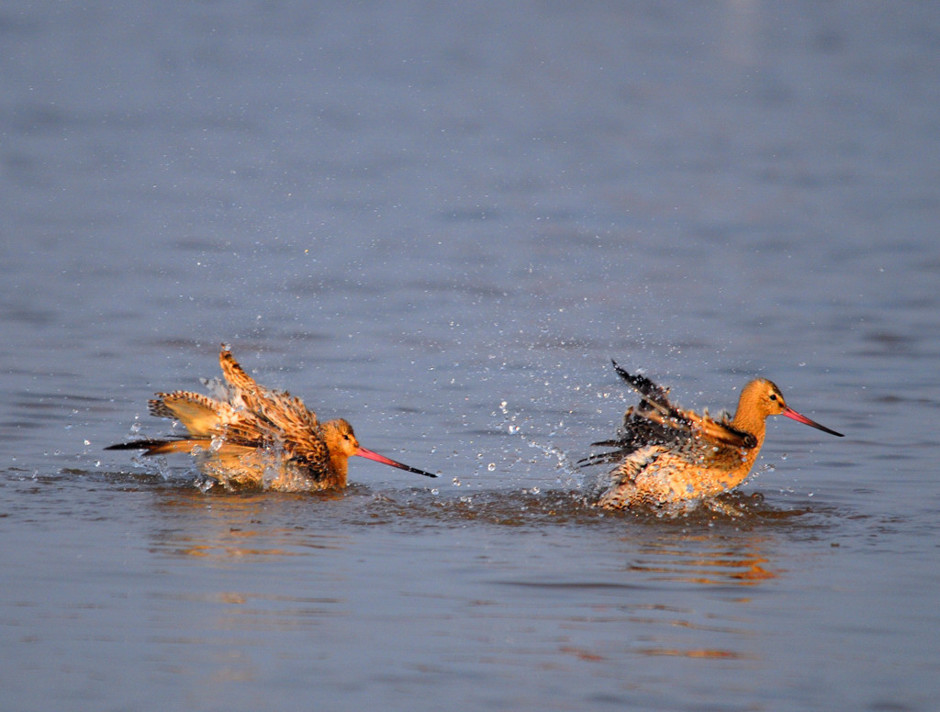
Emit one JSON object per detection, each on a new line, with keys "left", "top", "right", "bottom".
{"left": 580, "top": 361, "right": 843, "bottom": 510}
{"left": 107, "top": 345, "right": 438, "bottom": 491}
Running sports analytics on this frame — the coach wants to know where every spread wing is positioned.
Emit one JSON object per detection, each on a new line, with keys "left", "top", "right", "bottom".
{"left": 579, "top": 361, "right": 756, "bottom": 467}
{"left": 217, "top": 346, "right": 327, "bottom": 464}
{"left": 147, "top": 390, "right": 267, "bottom": 448}
{"left": 109, "top": 347, "right": 330, "bottom": 475}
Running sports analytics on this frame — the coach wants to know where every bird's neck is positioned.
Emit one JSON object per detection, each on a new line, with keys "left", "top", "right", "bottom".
{"left": 731, "top": 408, "right": 768, "bottom": 471}
{"left": 732, "top": 411, "right": 765, "bottom": 441}
{"left": 325, "top": 452, "right": 349, "bottom": 488}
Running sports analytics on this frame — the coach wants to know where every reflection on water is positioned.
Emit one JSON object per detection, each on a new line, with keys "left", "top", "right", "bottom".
{"left": 403, "top": 487, "right": 803, "bottom": 665}
{"left": 619, "top": 530, "right": 776, "bottom": 660}
{"left": 148, "top": 487, "right": 351, "bottom": 559}
{"left": 2, "top": 464, "right": 889, "bottom": 710}
{"left": 629, "top": 534, "right": 777, "bottom": 586}
{"left": 129, "top": 478, "right": 798, "bottom": 670}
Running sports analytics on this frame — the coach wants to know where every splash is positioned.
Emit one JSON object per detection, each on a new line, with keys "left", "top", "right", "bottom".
{"left": 495, "top": 400, "right": 583, "bottom": 490}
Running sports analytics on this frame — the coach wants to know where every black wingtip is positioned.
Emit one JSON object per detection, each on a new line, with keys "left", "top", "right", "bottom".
{"left": 610, "top": 360, "right": 662, "bottom": 398}
{"left": 610, "top": 359, "right": 636, "bottom": 384}
{"left": 577, "top": 447, "right": 631, "bottom": 469}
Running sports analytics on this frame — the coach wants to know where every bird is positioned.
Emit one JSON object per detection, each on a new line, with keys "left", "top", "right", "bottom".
{"left": 580, "top": 361, "right": 843, "bottom": 510}
{"left": 107, "top": 345, "right": 438, "bottom": 491}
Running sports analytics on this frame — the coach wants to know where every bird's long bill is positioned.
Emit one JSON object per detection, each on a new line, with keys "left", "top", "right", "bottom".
{"left": 782, "top": 407, "right": 844, "bottom": 437}
{"left": 355, "top": 446, "right": 439, "bottom": 478}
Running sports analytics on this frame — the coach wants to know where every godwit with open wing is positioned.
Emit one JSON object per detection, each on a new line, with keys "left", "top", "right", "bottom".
{"left": 580, "top": 361, "right": 843, "bottom": 509}
{"left": 107, "top": 345, "right": 437, "bottom": 491}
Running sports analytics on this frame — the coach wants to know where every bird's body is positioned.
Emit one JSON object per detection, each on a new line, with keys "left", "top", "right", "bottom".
{"left": 107, "top": 346, "right": 437, "bottom": 491}
{"left": 581, "top": 362, "right": 843, "bottom": 510}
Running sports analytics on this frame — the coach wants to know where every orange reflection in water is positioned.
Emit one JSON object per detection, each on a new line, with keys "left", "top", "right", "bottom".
{"left": 628, "top": 535, "right": 778, "bottom": 587}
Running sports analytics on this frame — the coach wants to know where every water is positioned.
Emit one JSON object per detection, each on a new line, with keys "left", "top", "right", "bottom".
{"left": 2, "top": 2, "right": 939, "bottom": 710}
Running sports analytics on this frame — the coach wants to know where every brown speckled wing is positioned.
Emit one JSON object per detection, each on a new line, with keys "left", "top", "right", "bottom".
{"left": 149, "top": 391, "right": 225, "bottom": 436}
{"left": 218, "top": 346, "right": 331, "bottom": 479}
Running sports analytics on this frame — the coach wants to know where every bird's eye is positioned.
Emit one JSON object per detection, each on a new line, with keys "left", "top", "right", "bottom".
{"left": 769, "top": 394, "right": 778, "bottom": 401}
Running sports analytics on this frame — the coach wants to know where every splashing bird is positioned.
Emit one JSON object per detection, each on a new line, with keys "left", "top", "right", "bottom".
{"left": 580, "top": 361, "right": 843, "bottom": 509}
{"left": 107, "top": 345, "right": 438, "bottom": 491}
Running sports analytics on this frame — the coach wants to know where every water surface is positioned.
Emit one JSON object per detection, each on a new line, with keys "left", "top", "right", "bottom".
{"left": 2, "top": 2, "right": 939, "bottom": 710}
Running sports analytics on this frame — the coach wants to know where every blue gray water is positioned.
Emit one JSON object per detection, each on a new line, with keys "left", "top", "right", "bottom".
{"left": 2, "top": 2, "right": 939, "bottom": 710}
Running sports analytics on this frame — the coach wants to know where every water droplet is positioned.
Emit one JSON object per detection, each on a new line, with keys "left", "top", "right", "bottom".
{"left": 487, "top": 463, "right": 496, "bottom": 472}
